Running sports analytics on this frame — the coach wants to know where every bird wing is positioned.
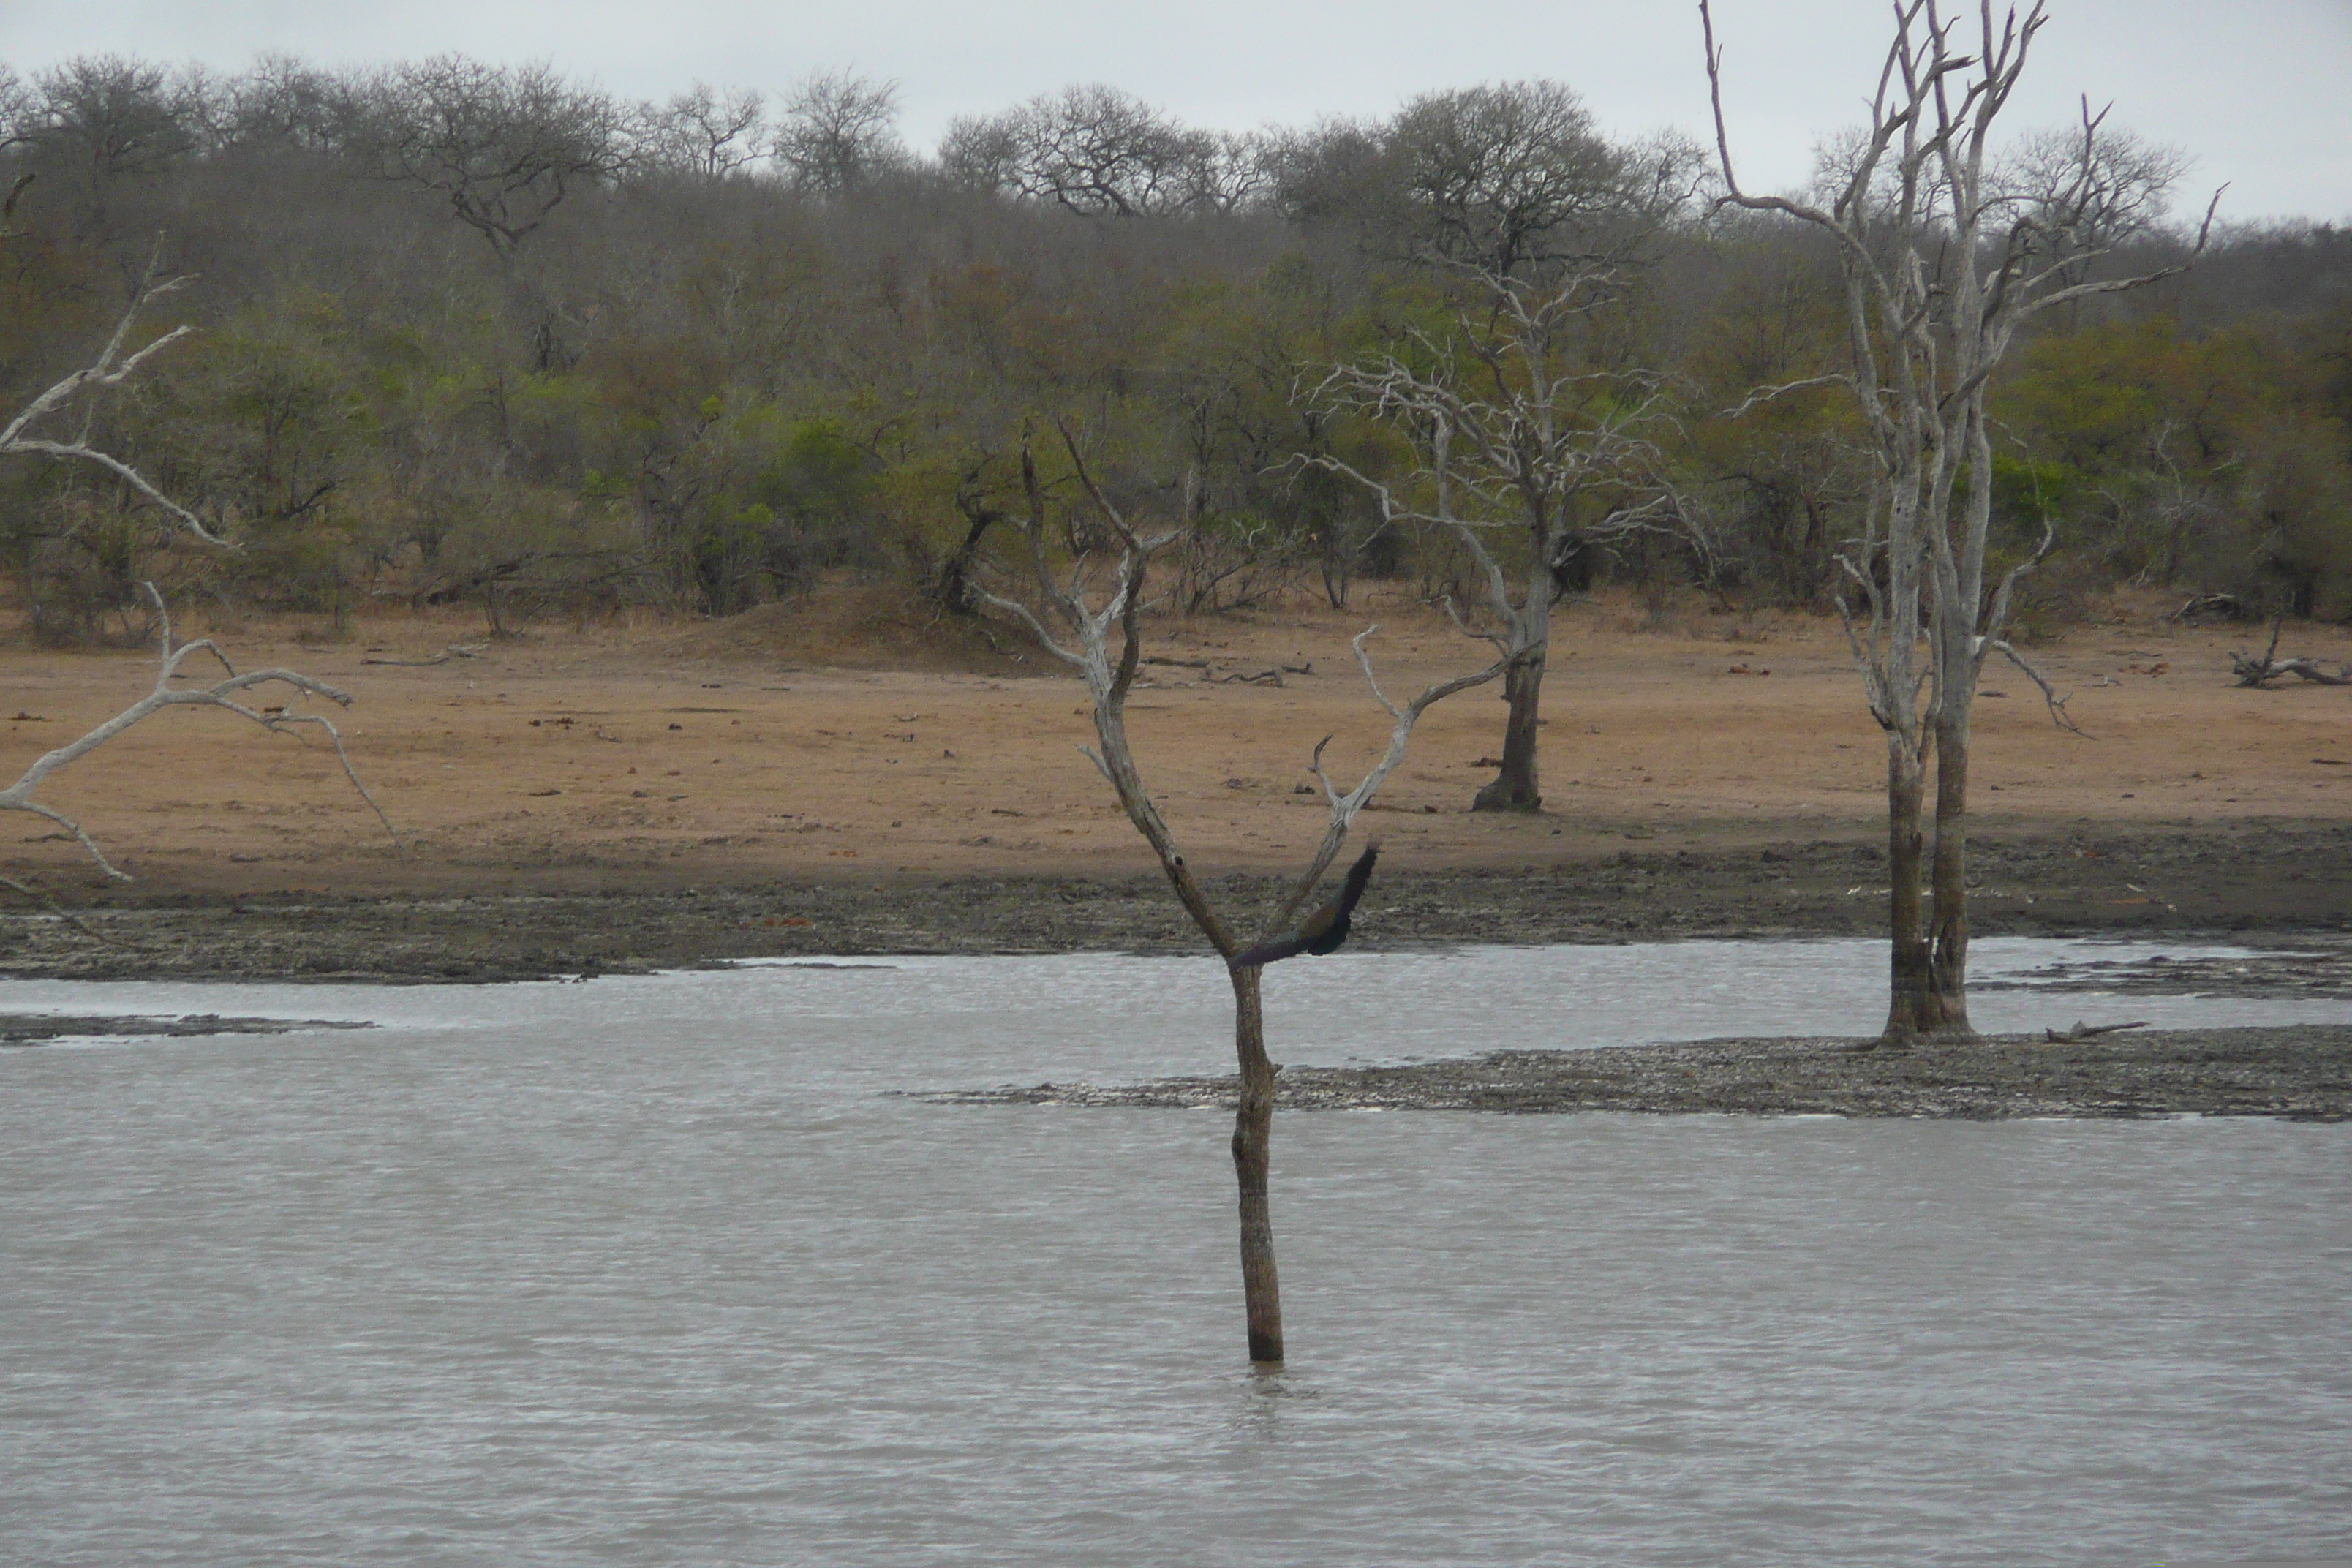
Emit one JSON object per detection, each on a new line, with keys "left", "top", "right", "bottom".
{"left": 1234, "top": 932, "right": 1313, "bottom": 968}
{"left": 1234, "top": 843, "right": 1379, "bottom": 968}
{"left": 1333, "top": 841, "right": 1379, "bottom": 918}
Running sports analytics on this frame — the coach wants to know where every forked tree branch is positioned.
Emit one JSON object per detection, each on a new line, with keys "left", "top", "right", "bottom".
{"left": 0, "top": 243, "right": 232, "bottom": 549}
{"left": 1, "top": 585, "right": 402, "bottom": 881}
{"left": 1986, "top": 638, "right": 2086, "bottom": 734}
{"left": 1273, "top": 626, "right": 1509, "bottom": 932}
{"left": 978, "top": 430, "right": 1500, "bottom": 954}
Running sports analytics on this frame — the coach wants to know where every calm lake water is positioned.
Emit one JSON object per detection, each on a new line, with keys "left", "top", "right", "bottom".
{"left": 4, "top": 938, "right": 2348, "bottom": 1566}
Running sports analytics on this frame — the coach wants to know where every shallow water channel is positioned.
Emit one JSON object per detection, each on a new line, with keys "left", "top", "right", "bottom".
{"left": 4, "top": 938, "right": 2348, "bottom": 1566}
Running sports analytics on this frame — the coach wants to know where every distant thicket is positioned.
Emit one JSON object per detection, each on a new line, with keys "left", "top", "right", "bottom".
{"left": 2, "top": 54, "right": 2346, "bottom": 641}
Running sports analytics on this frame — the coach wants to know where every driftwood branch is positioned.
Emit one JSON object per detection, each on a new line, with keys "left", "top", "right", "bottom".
{"left": 358, "top": 643, "right": 489, "bottom": 667}
{"left": 1984, "top": 638, "right": 2086, "bottom": 736}
{"left": 2044, "top": 1019, "right": 2149, "bottom": 1042}
{"left": 2169, "top": 592, "right": 2253, "bottom": 625}
{"left": 1137, "top": 654, "right": 1310, "bottom": 687}
{"left": 2231, "top": 620, "right": 2351, "bottom": 687}
{"left": 1, "top": 584, "right": 402, "bottom": 880}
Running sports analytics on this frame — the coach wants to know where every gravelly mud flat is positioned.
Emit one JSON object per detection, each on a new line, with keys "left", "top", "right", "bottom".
{"left": 0, "top": 1014, "right": 372, "bottom": 1046}
{"left": 1980, "top": 946, "right": 2352, "bottom": 999}
{"left": 924, "top": 1026, "right": 2352, "bottom": 1121}
{"left": 4, "top": 822, "right": 2350, "bottom": 983}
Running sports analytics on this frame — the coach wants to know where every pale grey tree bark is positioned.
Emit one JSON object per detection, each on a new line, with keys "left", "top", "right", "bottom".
{"left": 1313, "top": 266, "right": 1681, "bottom": 811}
{"left": 976, "top": 423, "right": 1502, "bottom": 1362}
{"left": 1700, "top": 0, "right": 2215, "bottom": 1040}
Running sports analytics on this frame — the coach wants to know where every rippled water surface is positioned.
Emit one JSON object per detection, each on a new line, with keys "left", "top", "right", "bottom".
{"left": 4, "top": 939, "right": 2348, "bottom": 1566}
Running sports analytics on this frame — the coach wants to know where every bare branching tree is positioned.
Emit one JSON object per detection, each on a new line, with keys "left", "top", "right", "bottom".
{"left": 16, "top": 56, "right": 194, "bottom": 172}
{"left": 1388, "top": 80, "right": 1626, "bottom": 277}
{"left": 0, "top": 65, "right": 34, "bottom": 153}
{"left": 974, "top": 424, "right": 1503, "bottom": 1364}
{"left": 941, "top": 85, "right": 1236, "bottom": 217}
{"left": 12, "top": 55, "right": 204, "bottom": 234}
{"left": 219, "top": 53, "right": 351, "bottom": 152}
{"left": 1, "top": 586, "right": 400, "bottom": 879}
{"left": 352, "top": 58, "right": 627, "bottom": 255}
{"left": 1701, "top": 0, "right": 2217, "bottom": 1040}
{"left": 635, "top": 82, "right": 767, "bottom": 181}
{"left": 771, "top": 70, "right": 904, "bottom": 196}
{"left": 1314, "top": 267, "right": 1680, "bottom": 810}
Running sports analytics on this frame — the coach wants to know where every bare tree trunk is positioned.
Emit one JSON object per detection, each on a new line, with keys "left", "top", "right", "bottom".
{"left": 1703, "top": 0, "right": 2206, "bottom": 1053}
{"left": 1473, "top": 649, "right": 1545, "bottom": 812}
{"left": 1928, "top": 709, "right": 1975, "bottom": 1036}
{"left": 1229, "top": 965, "right": 1282, "bottom": 1363}
{"left": 936, "top": 489, "right": 1006, "bottom": 617}
{"left": 1884, "top": 746, "right": 1940, "bottom": 1040}
{"left": 976, "top": 425, "right": 1504, "bottom": 1365}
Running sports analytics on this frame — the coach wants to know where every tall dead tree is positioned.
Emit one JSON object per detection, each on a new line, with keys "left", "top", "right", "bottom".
{"left": 1702, "top": 0, "right": 2212, "bottom": 1039}
{"left": 1314, "top": 266, "right": 1678, "bottom": 811}
{"left": 976, "top": 426, "right": 1503, "bottom": 1363}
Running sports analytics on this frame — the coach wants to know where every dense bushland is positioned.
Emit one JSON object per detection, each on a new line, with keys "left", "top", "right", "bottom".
{"left": 2, "top": 55, "right": 2345, "bottom": 643}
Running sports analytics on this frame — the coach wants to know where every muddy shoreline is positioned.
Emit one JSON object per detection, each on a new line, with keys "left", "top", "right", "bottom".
{"left": 4, "top": 821, "right": 2350, "bottom": 983}
{"left": 1, "top": 1014, "right": 373, "bottom": 1045}
{"left": 927, "top": 1025, "right": 2352, "bottom": 1121}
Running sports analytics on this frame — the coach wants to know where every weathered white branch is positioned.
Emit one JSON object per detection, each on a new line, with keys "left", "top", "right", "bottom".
{"left": 1267, "top": 627, "right": 1507, "bottom": 933}
{"left": 0, "top": 246, "right": 232, "bottom": 549}
{"left": 1986, "top": 638, "right": 2086, "bottom": 735}
{"left": 1, "top": 585, "right": 402, "bottom": 881}
{"left": 1978, "top": 517, "right": 2056, "bottom": 650}
{"left": 1719, "top": 374, "right": 1850, "bottom": 421}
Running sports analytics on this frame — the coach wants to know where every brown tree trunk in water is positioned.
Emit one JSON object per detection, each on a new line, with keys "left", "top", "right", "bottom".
{"left": 1927, "top": 713, "right": 1975, "bottom": 1036}
{"left": 1472, "top": 651, "right": 1545, "bottom": 813}
{"left": 1883, "top": 747, "right": 1937, "bottom": 1040}
{"left": 1228, "top": 965, "right": 1282, "bottom": 1363}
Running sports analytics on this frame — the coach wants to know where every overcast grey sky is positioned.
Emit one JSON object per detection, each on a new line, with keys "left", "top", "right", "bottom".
{"left": 5, "top": 0, "right": 2347, "bottom": 222}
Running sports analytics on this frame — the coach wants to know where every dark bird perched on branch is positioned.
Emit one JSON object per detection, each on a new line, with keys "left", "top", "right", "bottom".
{"left": 1234, "top": 842, "right": 1379, "bottom": 968}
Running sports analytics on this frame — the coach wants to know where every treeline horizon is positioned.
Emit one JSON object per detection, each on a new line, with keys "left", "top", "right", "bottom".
{"left": 4, "top": 52, "right": 2348, "bottom": 643}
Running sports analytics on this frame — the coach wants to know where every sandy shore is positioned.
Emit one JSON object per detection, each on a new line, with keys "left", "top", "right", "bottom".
{"left": 5, "top": 588, "right": 2348, "bottom": 897}
{"left": 4, "top": 588, "right": 2349, "bottom": 983}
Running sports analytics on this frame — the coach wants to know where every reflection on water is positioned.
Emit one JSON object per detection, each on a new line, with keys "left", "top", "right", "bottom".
{"left": 3, "top": 940, "right": 2348, "bottom": 1566}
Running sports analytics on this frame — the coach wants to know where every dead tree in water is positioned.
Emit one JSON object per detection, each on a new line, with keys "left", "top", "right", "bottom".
{"left": 975, "top": 425, "right": 1501, "bottom": 1364}
{"left": 1701, "top": 0, "right": 2215, "bottom": 1041}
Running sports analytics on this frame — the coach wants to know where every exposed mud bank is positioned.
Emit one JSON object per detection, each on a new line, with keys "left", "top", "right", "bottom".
{"left": 1, "top": 1014, "right": 372, "bottom": 1046}
{"left": 930, "top": 1025, "right": 2352, "bottom": 1121}
{"left": 4, "top": 821, "right": 2349, "bottom": 983}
